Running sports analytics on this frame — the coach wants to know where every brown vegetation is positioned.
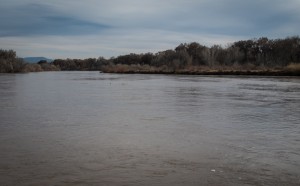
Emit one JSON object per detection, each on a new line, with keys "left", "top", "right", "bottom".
{"left": 100, "top": 64, "right": 300, "bottom": 76}
{"left": 285, "top": 63, "right": 300, "bottom": 72}
{"left": 50, "top": 36, "right": 300, "bottom": 76}
{"left": 1, "top": 36, "right": 300, "bottom": 75}
{"left": 0, "top": 50, "right": 60, "bottom": 73}
{"left": 21, "top": 63, "right": 60, "bottom": 72}
{"left": 0, "top": 49, "right": 24, "bottom": 73}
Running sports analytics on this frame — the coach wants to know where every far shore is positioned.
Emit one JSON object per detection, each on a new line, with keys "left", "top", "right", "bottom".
{"left": 101, "top": 70, "right": 300, "bottom": 76}
{"left": 100, "top": 64, "right": 300, "bottom": 76}
{"left": 1, "top": 36, "right": 300, "bottom": 75}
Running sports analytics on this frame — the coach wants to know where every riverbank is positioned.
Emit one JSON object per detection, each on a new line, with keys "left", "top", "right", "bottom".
{"left": 103, "top": 70, "right": 300, "bottom": 76}
{"left": 100, "top": 63, "right": 300, "bottom": 76}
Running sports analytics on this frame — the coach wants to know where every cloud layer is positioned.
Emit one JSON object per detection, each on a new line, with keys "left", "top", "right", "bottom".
{"left": 0, "top": 0, "right": 299, "bottom": 58}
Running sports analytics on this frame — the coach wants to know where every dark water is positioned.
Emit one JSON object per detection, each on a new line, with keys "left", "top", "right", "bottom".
{"left": 0, "top": 72, "right": 299, "bottom": 186}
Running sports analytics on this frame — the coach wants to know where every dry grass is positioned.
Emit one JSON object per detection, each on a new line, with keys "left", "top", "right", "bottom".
{"left": 21, "top": 64, "right": 43, "bottom": 72}
{"left": 100, "top": 63, "right": 300, "bottom": 76}
{"left": 286, "top": 63, "right": 300, "bottom": 72}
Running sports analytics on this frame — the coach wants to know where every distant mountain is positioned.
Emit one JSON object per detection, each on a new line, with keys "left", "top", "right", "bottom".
{"left": 23, "top": 57, "right": 53, "bottom": 63}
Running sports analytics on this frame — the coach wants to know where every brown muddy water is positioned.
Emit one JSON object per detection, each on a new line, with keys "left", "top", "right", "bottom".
{"left": 0, "top": 72, "right": 299, "bottom": 186}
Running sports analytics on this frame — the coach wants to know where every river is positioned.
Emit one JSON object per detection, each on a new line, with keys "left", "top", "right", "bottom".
{"left": 0, "top": 72, "right": 299, "bottom": 186}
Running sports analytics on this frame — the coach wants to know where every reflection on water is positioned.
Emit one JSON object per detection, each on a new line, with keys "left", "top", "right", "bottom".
{"left": 0, "top": 72, "right": 300, "bottom": 186}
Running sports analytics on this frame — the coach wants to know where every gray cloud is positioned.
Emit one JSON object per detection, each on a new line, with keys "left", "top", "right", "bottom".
{"left": 0, "top": 3, "right": 110, "bottom": 36}
{"left": 0, "top": 0, "right": 299, "bottom": 58}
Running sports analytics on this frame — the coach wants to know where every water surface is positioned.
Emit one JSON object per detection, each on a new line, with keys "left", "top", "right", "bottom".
{"left": 0, "top": 72, "right": 299, "bottom": 185}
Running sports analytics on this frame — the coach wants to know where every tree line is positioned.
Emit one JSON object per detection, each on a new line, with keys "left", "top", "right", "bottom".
{"left": 52, "top": 36, "right": 300, "bottom": 72}
{"left": 0, "top": 49, "right": 24, "bottom": 73}
{"left": 0, "top": 49, "right": 59, "bottom": 73}
{"left": 1, "top": 36, "right": 300, "bottom": 73}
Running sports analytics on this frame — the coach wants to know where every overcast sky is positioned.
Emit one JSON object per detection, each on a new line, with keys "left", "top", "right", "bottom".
{"left": 0, "top": 0, "right": 299, "bottom": 59}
